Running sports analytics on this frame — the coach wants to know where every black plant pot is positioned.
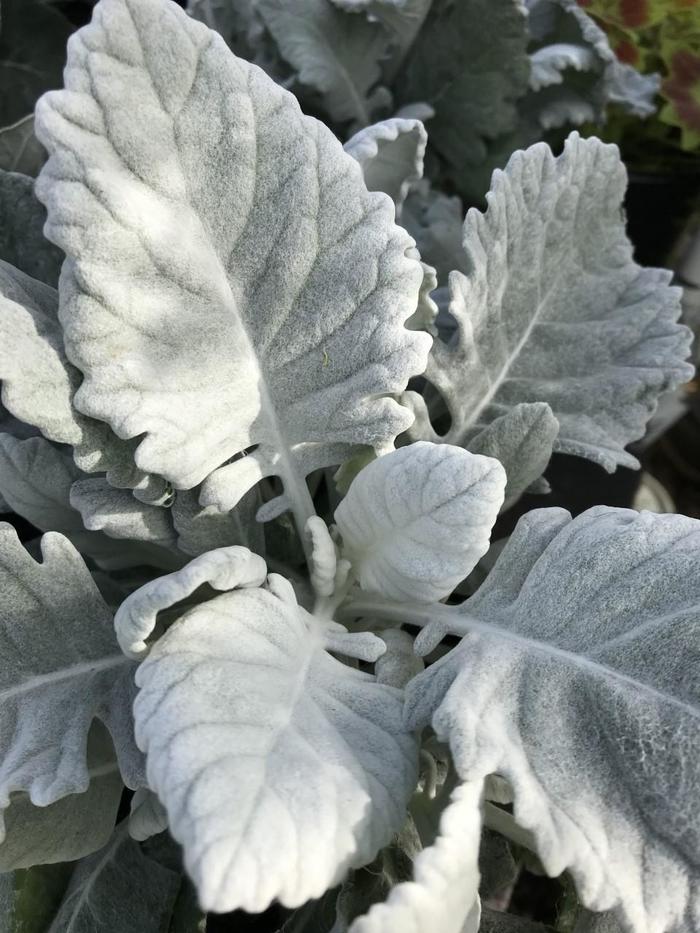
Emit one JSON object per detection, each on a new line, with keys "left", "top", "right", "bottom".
{"left": 625, "top": 170, "right": 700, "bottom": 267}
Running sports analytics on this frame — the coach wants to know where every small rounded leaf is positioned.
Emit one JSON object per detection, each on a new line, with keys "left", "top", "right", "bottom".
{"left": 335, "top": 442, "right": 505, "bottom": 602}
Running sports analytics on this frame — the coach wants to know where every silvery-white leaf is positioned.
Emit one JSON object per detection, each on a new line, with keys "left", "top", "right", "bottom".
{"left": 48, "top": 829, "right": 180, "bottom": 933}
{"left": 375, "top": 629, "right": 423, "bottom": 688}
{"left": 0, "top": 172, "right": 62, "bottom": 286}
{"left": 533, "top": 87, "right": 596, "bottom": 129}
{"left": 559, "top": 0, "right": 659, "bottom": 118}
{"left": 527, "top": 0, "right": 659, "bottom": 122}
{"left": 401, "top": 181, "right": 467, "bottom": 284}
{"left": 0, "top": 262, "right": 154, "bottom": 493}
{"left": 134, "top": 584, "right": 419, "bottom": 913}
{"left": 406, "top": 506, "right": 700, "bottom": 933}
{"left": 171, "top": 486, "right": 264, "bottom": 558}
{"left": 350, "top": 781, "right": 482, "bottom": 933}
{"left": 335, "top": 443, "right": 505, "bottom": 602}
{"left": 466, "top": 403, "right": 559, "bottom": 509}
{"left": 129, "top": 789, "right": 168, "bottom": 843}
{"left": 393, "top": 103, "right": 435, "bottom": 122}
{"left": 258, "top": 0, "right": 391, "bottom": 125}
{"left": 0, "top": 116, "right": 46, "bottom": 176}
{"left": 529, "top": 43, "right": 596, "bottom": 91}
{"left": 394, "top": 0, "right": 530, "bottom": 182}
{"left": 115, "top": 545, "right": 267, "bottom": 657}
{"left": 363, "top": 0, "right": 433, "bottom": 78}
{"left": 35, "top": 0, "right": 429, "bottom": 533}
{"left": 0, "top": 524, "right": 144, "bottom": 819}
{"left": 0, "top": 724, "right": 122, "bottom": 871}
{"left": 70, "top": 478, "right": 178, "bottom": 550}
{"left": 405, "top": 259, "right": 439, "bottom": 336}
{"left": 306, "top": 515, "right": 338, "bottom": 597}
{"left": 0, "top": 434, "right": 180, "bottom": 570}
{"left": 344, "top": 118, "right": 427, "bottom": 214}
{"left": 413, "top": 134, "right": 693, "bottom": 471}
{"left": 0, "top": 434, "right": 92, "bottom": 539}
{"left": 605, "top": 60, "right": 660, "bottom": 119}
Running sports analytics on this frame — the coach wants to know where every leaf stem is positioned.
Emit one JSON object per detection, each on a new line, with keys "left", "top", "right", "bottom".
{"left": 339, "top": 594, "right": 466, "bottom": 634}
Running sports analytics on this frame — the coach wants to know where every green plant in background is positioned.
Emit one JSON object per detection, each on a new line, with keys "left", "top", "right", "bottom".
{"left": 578, "top": 0, "right": 700, "bottom": 150}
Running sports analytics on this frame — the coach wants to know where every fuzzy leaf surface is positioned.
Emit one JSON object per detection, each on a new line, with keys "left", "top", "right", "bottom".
{"left": 0, "top": 725, "right": 122, "bottom": 871}
{"left": 407, "top": 506, "right": 700, "bottom": 933}
{"left": 35, "top": 0, "right": 429, "bottom": 527}
{"left": 134, "top": 585, "right": 419, "bottom": 913}
{"left": 415, "top": 134, "right": 693, "bottom": 471}
{"left": 258, "top": 0, "right": 391, "bottom": 125}
{"left": 466, "top": 403, "right": 559, "bottom": 509}
{"left": 0, "top": 524, "right": 144, "bottom": 823}
{"left": 0, "top": 434, "right": 172, "bottom": 569}
{"left": 47, "top": 830, "right": 180, "bottom": 933}
{"left": 344, "top": 118, "right": 427, "bottom": 213}
{"left": 0, "top": 262, "right": 150, "bottom": 491}
{"left": 350, "top": 781, "right": 482, "bottom": 933}
{"left": 394, "top": 0, "right": 530, "bottom": 179}
{"left": 335, "top": 443, "right": 505, "bottom": 602}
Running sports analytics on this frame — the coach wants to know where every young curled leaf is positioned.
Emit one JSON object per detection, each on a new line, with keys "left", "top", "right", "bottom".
{"left": 114, "top": 546, "right": 267, "bottom": 658}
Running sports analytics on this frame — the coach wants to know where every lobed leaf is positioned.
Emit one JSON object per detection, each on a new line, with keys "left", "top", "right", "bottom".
{"left": 0, "top": 434, "right": 177, "bottom": 570}
{"left": 0, "top": 725, "right": 123, "bottom": 872}
{"left": 410, "top": 133, "right": 693, "bottom": 472}
{"left": 0, "top": 524, "right": 144, "bottom": 825}
{"left": 350, "top": 781, "right": 482, "bottom": 933}
{"left": 407, "top": 506, "right": 700, "bottom": 933}
{"left": 258, "top": 0, "right": 392, "bottom": 126}
{"left": 394, "top": 0, "right": 531, "bottom": 187}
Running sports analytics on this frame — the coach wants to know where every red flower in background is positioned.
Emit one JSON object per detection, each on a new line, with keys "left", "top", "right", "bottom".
{"left": 662, "top": 48, "right": 700, "bottom": 136}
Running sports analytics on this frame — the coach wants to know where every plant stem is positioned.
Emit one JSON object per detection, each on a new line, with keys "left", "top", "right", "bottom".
{"left": 339, "top": 594, "right": 467, "bottom": 633}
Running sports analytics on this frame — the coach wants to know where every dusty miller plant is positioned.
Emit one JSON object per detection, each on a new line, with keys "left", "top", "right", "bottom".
{"left": 0, "top": 0, "right": 697, "bottom": 931}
